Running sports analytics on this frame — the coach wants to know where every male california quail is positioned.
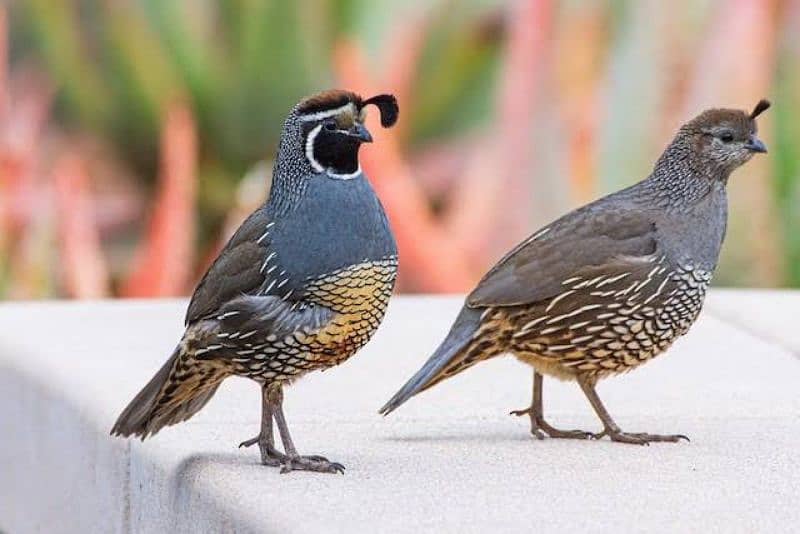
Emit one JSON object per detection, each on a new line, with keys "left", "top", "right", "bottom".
{"left": 380, "top": 100, "right": 770, "bottom": 445}
{"left": 112, "top": 90, "right": 399, "bottom": 473}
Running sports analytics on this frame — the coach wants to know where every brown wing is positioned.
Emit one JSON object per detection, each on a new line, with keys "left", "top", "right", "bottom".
{"left": 468, "top": 202, "right": 660, "bottom": 308}
{"left": 185, "top": 207, "right": 272, "bottom": 325}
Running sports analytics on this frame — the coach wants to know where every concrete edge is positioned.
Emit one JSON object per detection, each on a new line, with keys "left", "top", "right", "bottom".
{"left": 0, "top": 347, "right": 265, "bottom": 534}
{"left": 705, "top": 309, "right": 799, "bottom": 358}
{"left": 704, "top": 288, "right": 800, "bottom": 358}
{"left": 0, "top": 359, "right": 130, "bottom": 533}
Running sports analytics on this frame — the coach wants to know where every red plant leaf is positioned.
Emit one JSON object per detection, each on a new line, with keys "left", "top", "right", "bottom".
{"left": 121, "top": 102, "right": 197, "bottom": 297}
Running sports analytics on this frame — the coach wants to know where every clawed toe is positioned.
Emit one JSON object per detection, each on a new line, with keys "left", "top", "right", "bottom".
{"left": 238, "top": 433, "right": 342, "bottom": 473}
{"left": 239, "top": 436, "right": 260, "bottom": 448}
{"left": 301, "top": 454, "right": 330, "bottom": 463}
{"left": 529, "top": 425, "right": 594, "bottom": 440}
{"left": 280, "top": 456, "right": 345, "bottom": 475}
{"left": 609, "top": 432, "right": 650, "bottom": 445}
{"left": 594, "top": 429, "right": 690, "bottom": 445}
{"left": 536, "top": 426, "right": 595, "bottom": 440}
{"left": 546, "top": 428, "right": 595, "bottom": 440}
{"left": 626, "top": 432, "right": 690, "bottom": 443}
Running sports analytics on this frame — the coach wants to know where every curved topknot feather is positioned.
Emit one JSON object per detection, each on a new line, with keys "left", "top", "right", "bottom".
{"left": 362, "top": 94, "right": 399, "bottom": 128}
{"left": 750, "top": 99, "right": 771, "bottom": 119}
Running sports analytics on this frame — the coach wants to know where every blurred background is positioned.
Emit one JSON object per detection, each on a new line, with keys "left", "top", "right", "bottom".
{"left": 1, "top": 0, "right": 797, "bottom": 300}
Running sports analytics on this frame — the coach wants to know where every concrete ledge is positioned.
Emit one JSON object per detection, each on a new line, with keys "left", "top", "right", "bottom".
{"left": 2, "top": 292, "right": 800, "bottom": 532}
{"left": 706, "top": 289, "right": 800, "bottom": 356}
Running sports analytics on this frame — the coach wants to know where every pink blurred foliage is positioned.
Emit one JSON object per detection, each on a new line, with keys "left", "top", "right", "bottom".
{"left": 121, "top": 102, "right": 197, "bottom": 297}
{"left": 0, "top": 70, "right": 54, "bottom": 251}
{"left": 444, "top": 0, "right": 552, "bottom": 265}
{"left": 682, "top": 0, "right": 781, "bottom": 286}
{"left": 380, "top": 9, "right": 430, "bottom": 145}
{"left": 1, "top": 0, "right": 792, "bottom": 300}
{"left": 334, "top": 38, "right": 478, "bottom": 292}
{"left": 53, "top": 154, "right": 109, "bottom": 298}
{"left": 0, "top": 0, "right": 205, "bottom": 300}
{"left": 0, "top": 2, "right": 645, "bottom": 299}
{"left": 491, "top": 0, "right": 551, "bottom": 240}
{"left": 0, "top": 7, "right": 56, "bottom": 298}
{"left": 333, "top": 1, "right": 559, "bottom": 291}
{"left": 554, "top": 2, "right": 605, "bottom": 204}
{"left": 0, "top": 2, "right": 157, "bottom": 300}
{"left": 409, "top": 135, "right": 477, "bottom": 199}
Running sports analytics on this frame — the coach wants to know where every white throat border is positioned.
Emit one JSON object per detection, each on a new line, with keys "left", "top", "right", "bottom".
{"left": 304, "top": 123, "right": 362, "bottom": 181}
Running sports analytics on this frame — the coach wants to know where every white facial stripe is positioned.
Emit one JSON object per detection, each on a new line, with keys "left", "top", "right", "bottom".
{"left": 328, "top": 166, "right": 362, "bottom": 180}
{"left": 304, "top": 124, "right": 325, "bottom": 172}
{"left": 298, "top": 103, "right": 355, "bottom": 122}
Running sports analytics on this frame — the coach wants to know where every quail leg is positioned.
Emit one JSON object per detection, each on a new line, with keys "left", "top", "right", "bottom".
{"left": 577, "top": 376, "right": 689, "bottom": 445}
{"left": 511, "top": 371, "right": 594, "bottom": 439}
{"left": 238, "top": 384, "right": 285, "bottom": 466}
{"left": 269, "top": 384, "right": 345, "bottom": 474}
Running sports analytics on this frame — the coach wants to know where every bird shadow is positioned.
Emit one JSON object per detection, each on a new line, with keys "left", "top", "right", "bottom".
{"left": 173, "top": 451, "right": 258, "bottom": 472}
{"left": 170, "top": 451, "right": 278, "bottom": 495}
{"left": 166, "top": 452, "right": 288, "bottom": 532}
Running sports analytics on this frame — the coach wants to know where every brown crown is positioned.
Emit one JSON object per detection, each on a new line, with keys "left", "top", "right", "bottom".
{"left": 686, "top": 101, "right": 768, "bottom": 133}
{"left": 297, "top": 90, "right": 362, "bottom": 115}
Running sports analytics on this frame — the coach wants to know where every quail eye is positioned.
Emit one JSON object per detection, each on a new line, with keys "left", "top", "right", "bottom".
{"left": 324, "top": 121, "right": 337, "bottom": 131}
{"left": 719, "top": 131, "right": 734, "bottom": 143}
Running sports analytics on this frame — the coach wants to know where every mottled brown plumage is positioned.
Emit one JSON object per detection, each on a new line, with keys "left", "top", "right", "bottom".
{"left": 381, "top": 100, "right": 770, "bottom": 445}
{"left": 112, "top": 90, "right": 399, "bottom": 473}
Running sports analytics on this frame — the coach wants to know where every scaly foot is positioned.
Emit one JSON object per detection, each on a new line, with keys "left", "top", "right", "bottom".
{"left": 240, "top": 436, "right": 337, "bottom": 469}
{"left": 279, "top": 455, "right": 345, "bottom": 475}
{"left": 510, "top": 407, "right": 594, "bottom": 440}
{"left": 593, "top": 429, "right": 690, "bottom": 445}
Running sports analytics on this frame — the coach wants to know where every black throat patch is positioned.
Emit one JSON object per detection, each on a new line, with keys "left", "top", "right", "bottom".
{"left": 305, "top": 123, "right": 361, "bottom": 175}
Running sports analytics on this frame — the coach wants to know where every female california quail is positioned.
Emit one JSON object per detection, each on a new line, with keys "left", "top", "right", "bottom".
{"left": 380, "top": 100, "right": 770, "bottom": 445}
{"left": 112, "top": 90, "right": 399, "bottom": 473}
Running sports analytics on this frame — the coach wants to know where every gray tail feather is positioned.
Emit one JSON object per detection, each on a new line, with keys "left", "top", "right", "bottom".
{"left": 110, "top": 346, "right": 221, "bottom": 440}
{"left": 379, "top": 306, "right": 482, "bottom": 416}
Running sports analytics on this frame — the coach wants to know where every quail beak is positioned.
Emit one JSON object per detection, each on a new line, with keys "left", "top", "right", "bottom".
{"left": 349, "top": 123, "right": 373, "bottom": 143}
{"left": 744, "top": 135, "right": 767, "bottom": 153}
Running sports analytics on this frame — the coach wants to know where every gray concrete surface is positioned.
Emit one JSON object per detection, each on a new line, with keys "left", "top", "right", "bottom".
{"left": 1, "top": 292, "right": 799, "bottom": 533}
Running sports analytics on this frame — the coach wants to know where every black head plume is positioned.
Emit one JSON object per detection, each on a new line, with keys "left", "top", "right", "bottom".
{"left": 750, "top": 99, "right": 770, "bottom": 120}
{"left": 362, "top": 94, "right": 399, "bottom": 128}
